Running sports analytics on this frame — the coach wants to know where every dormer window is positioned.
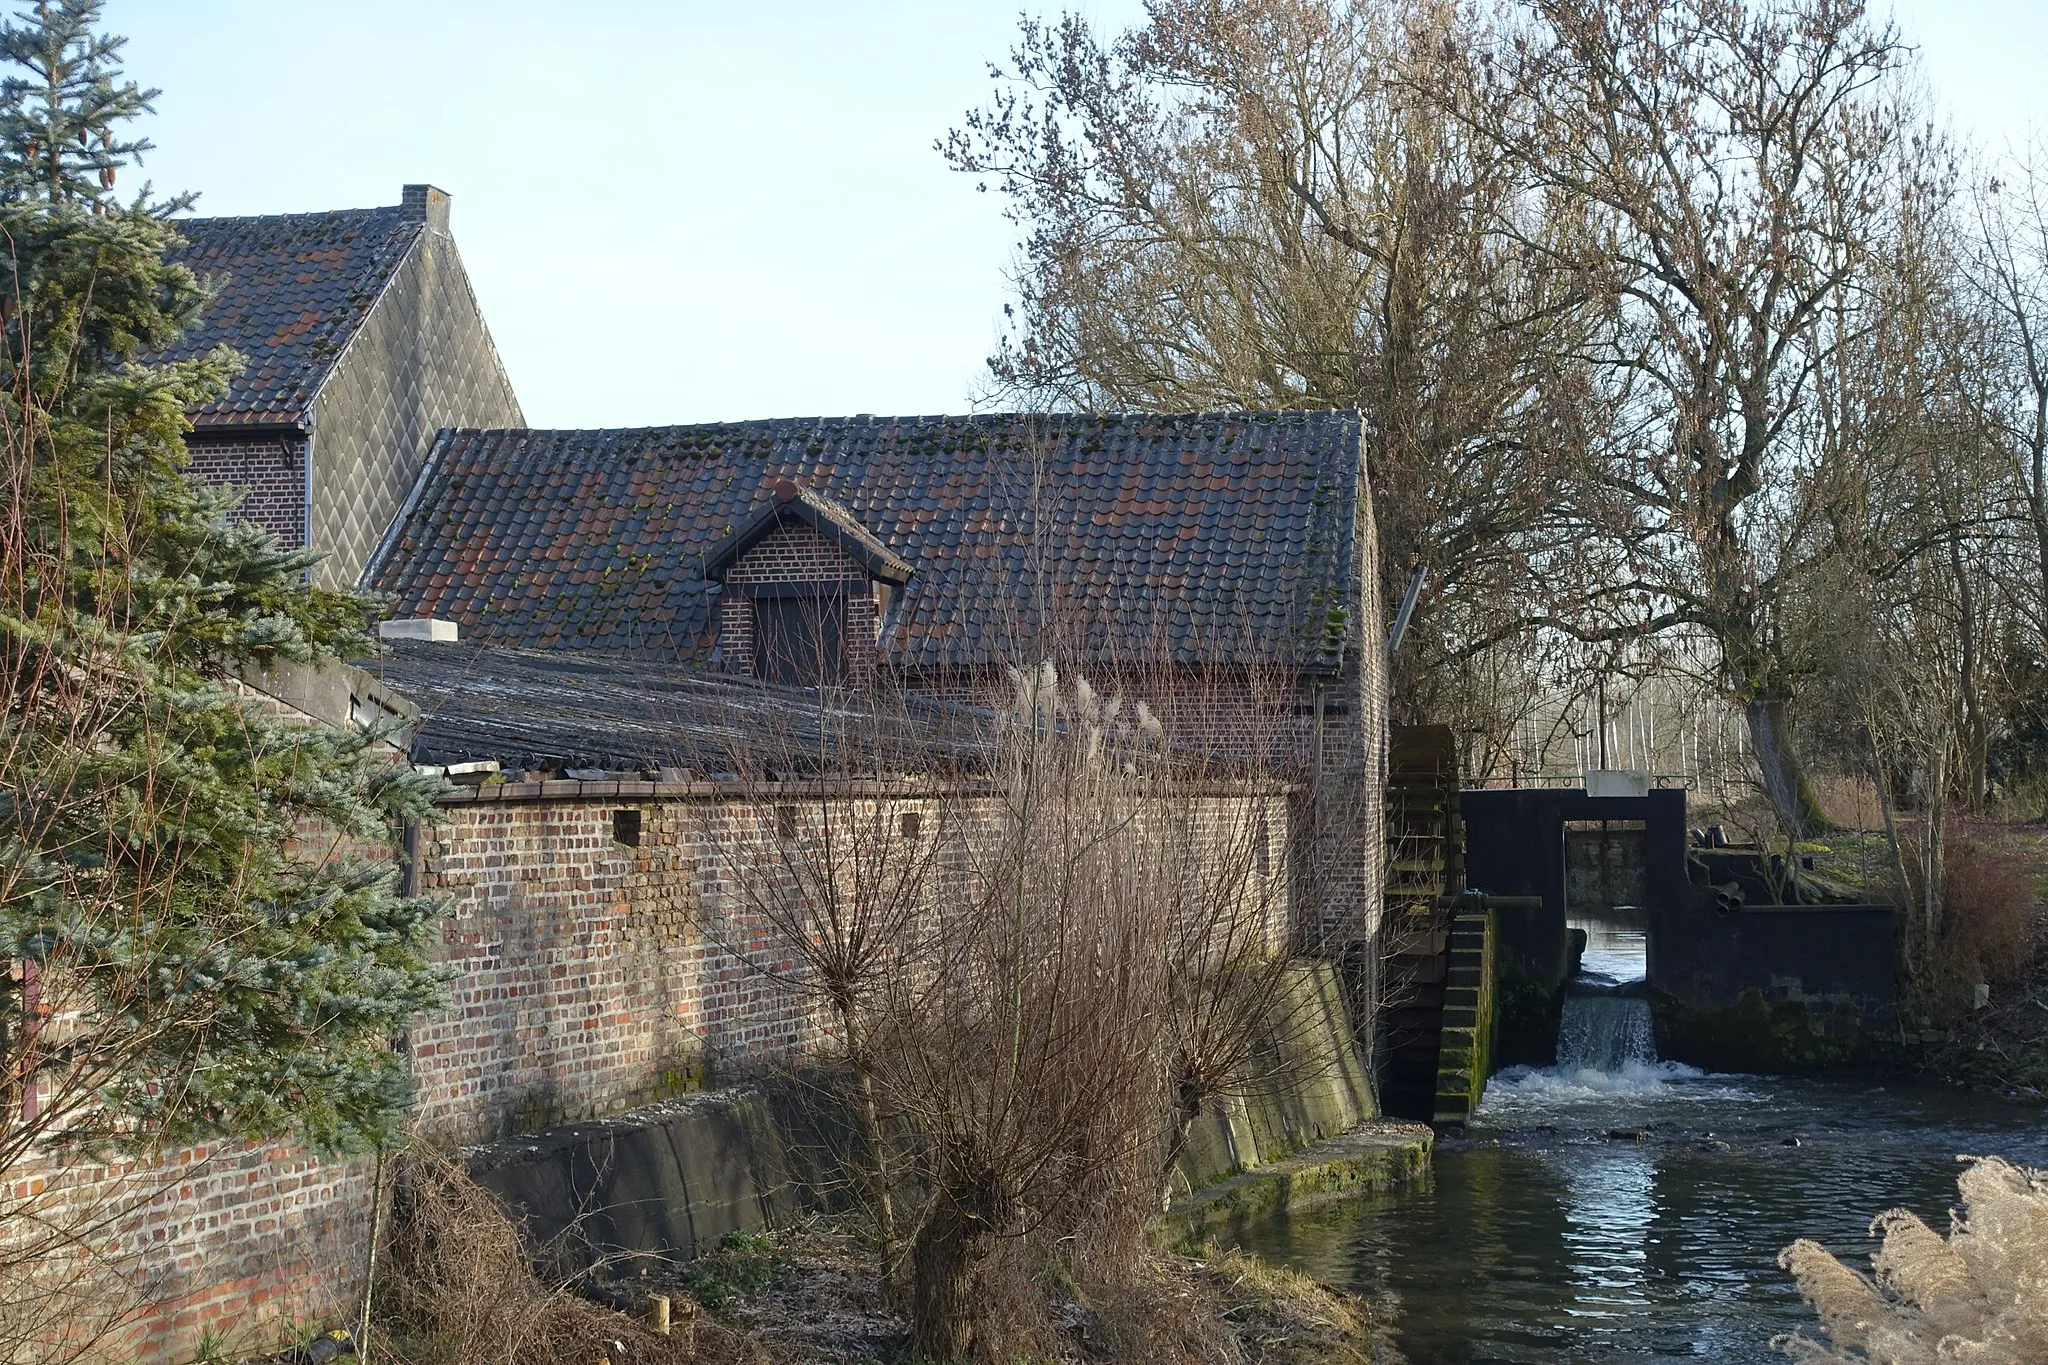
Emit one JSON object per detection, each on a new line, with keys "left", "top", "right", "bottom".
{"left": 705, "top": 478, "right": 913, "bottom": 687}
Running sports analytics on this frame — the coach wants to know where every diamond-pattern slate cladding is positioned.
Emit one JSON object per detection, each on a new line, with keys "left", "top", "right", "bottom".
{"left": 308, "top": 224, "right": 524, "bottom": 587}
{"left": 166, "top": 206, "right": 422, "bottom": 426}
{"left": 367, "top": 411, "right": 1366, "bottom": 674}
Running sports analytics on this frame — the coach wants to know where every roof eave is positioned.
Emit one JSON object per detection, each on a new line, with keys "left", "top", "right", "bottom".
{"left": 188, "top": 413, "right": 312, "bottom": 435}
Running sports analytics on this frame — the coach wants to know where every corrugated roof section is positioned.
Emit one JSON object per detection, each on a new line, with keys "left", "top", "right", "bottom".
{"left": 367, "top": 411, "right": 1365, "bottom": 673}
{"left": 361, "top": 638, "right": 996, "bottom": 774}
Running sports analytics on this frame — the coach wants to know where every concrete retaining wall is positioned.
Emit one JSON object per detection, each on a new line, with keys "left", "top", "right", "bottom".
{"left": 465, "top": 960, "right": 1380, "bottom": 1272}
{"left": 1650, "top": 901, "right": 1898, "bottom": 1070}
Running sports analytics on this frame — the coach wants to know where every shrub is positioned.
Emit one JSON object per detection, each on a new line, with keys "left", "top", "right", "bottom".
{"left": 1935, "top": 840, "right": 2039, "bottom": 995}
{"left": 378, "top": 1146, "right": 763, "bottom": 1365}
{"left": 1777, "top": 1155, "right": 2048, "bottom": 1362}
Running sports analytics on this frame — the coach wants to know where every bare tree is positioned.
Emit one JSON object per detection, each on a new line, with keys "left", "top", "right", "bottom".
{"left": 1487, "top": 0, "right": 1921, "bottom": 834}
{"left": 946, "top": 0, "right": 1606, "bottom": 732}
{"left": 685, "top": 668, "right": 955, "bottom": 1293}
{"left": 1962, "top": 151, "right": 2048, "bottom": 814}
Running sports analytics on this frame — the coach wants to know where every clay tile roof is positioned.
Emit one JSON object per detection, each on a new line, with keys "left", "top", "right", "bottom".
{"left": 165, "top": 203, "right": 424, "bottom": 426}
{"left": 367, "top": 411, "right": 1366, "bottom": 673}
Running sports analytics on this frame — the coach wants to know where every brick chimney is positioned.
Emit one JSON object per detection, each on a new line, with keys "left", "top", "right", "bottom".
{"left": 399, "top": 183, "right": 451, "bottom": 234}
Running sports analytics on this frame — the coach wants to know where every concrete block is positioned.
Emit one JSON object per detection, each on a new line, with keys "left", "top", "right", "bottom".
{"left": 377, "top": 617, "right": 459, "bottom": 642}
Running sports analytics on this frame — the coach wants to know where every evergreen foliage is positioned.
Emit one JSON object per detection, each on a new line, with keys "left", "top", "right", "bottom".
{"left": 0, "top": 0, "right": 170, "bottom": 208}
{"left": 0, "top": 0, "right": 448, "bottom": 1163}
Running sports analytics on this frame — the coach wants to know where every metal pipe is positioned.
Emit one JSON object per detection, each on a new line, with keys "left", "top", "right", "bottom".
{"left": 1385, "top": 562, "right": 1427, "bottom": 656}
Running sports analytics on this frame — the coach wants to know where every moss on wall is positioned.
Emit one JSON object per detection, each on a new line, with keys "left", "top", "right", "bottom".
{"left": 1650, "top": 986, "right": 1902, "bottom": 1072}
{"left": 1151, "top": 1124, "right": 1433, "bottom": 1254}
{"left": 1173, "top": 959, "right": 1376, "bottom": 1195}
{"left": 1431, "top": 908, "right": 1498, "bottom": 1125}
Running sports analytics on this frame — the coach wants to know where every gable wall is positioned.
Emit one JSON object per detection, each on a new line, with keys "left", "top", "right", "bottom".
{"left": 308, "top": 227, "right": 523, "bottom": 589}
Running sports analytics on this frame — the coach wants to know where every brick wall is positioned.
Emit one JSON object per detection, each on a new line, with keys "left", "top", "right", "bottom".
{"left": 407, "top": 793, "right": 825, "bottom": 1143}
{"left": 185, "top": 432, "right": 308, "bottom": 549}
{"left": 22, "top": 773, "right": 1293, "bottom": 1362}
{"left": 3, "top": 1141, "right": 375, "bottom": 1363}
{"left": 889, "top": 662, "right": 1384, "bottom": 954}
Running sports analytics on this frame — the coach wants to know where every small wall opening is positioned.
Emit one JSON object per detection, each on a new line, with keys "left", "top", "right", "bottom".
{"left": 612, "top": 809, "right": 642, "bottom": 847}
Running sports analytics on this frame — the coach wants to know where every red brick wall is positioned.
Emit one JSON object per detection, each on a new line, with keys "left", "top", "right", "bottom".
{"left": 24, "top": 773, "right": 1296, "bottom": 1362}
{"left": 4, "top": 1142, "right": 374, "bottom": 1363}
{"left": 892, "top": 664, "right": 1383, "bottom": 954}
{"left": 185, "top": 432, "right": 308, "bottom": 550}
{"left": 406, "top": 792, "right": 829, "bottom": 1143}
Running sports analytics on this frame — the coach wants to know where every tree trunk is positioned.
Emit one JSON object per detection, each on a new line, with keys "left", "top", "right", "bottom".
{"left": 909, "top": 1210, "right": 988, "bottom": 1362}
{"left": 853, "top": 1063, "right": 898, "bottom": 1290}
{"left": 1158, "top": 1081, "right": 1205, "bottom": 1212}
{"left": 1745, "top": 697, "right": 1831, "bottom": 837}
{"left": 1872, "top": 733, "right": 1917, "bottom": 982}
{"left": 1922, "top": 744, "right": 1947, "bottom": 980}
{"left": 908, "top": 1162, "right": 1009, "bottom": 1361}
{"left": 836, "top": 1008, "right": 899, "bottom": 1295}
{"left": 1950, "top": 539, "right": 1990, "bottom": 812}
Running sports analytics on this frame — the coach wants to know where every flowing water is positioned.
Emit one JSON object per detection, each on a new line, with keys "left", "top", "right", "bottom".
{"left": 1234, "top": 920, "right": 2048, "bottom": 1363}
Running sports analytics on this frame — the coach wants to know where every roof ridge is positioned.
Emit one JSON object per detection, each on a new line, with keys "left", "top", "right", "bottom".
{"left": 423, "top": 408, "right": 1363, "bottom": 441}
{"left": 176, "top": 202, "right": 409, "bottom": 229}
{"left": 373, "top": 410, "right": 1367, "bottom": 673}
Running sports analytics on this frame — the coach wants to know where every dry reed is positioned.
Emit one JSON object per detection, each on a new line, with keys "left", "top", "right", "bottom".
{"left": 376, "top": 1146, "right": 763, "bottom": 1365}
{"left": 1778, "top": 1155, "right": 2048, "bottom": 1363}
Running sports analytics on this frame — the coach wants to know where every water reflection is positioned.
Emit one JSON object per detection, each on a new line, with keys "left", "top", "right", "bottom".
{"left": 1559, "top": 1146, "right": 1655, "bottom": 1331}
{"left": 1238, "top": 1078, "right": 2048, "bottom": 1363}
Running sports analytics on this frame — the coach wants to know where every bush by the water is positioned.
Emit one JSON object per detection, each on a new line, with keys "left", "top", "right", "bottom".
{"left": 1935, "top": 840, "right": 2040, "bottom": 997}
{"left": 1777, "top": 1155, "right": 2048, "bottom": 1362}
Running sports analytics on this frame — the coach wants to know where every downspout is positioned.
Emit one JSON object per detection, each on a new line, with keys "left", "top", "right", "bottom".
{"left": 301, "top": 418, "right": 316, "bottom": 584}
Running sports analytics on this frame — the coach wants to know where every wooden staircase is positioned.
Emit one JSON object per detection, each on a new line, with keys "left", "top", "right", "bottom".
{"left": 1430, "top": 907, "right": 1494, "bottom": 1126}
{"left": 1376, "top": 726, "right": 1465, "bottom": 1122}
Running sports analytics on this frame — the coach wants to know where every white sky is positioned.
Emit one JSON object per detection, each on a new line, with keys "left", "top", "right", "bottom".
{"left": 107, "top": 0, "right": 2045, "bottom": 430}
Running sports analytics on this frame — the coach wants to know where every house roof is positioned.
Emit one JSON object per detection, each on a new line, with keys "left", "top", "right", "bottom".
{"left": 366, "top": 410, "right": 1367, "bottom": 673}
{"left": 166, "top": 201, "right": 424, "bottom": 427}
{"left": 359, "top": 638, "right": 995, "bottom": 774}
{"left": 705, "top": 477, "right": 914, "bottom": 586}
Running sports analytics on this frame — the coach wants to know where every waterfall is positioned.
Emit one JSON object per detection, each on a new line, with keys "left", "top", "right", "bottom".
{"left": 1557, "top": 994, "right": 1657, "bottom": 1073}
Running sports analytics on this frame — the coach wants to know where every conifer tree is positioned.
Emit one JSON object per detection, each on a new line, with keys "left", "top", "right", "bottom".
{"left": 0, "top": 0, "right": 170, "bottom": 208}
{"left": 0, "top": 0, "right": 448, "bottom": 1194}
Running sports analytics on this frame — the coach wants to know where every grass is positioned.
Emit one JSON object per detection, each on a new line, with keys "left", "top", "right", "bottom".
{"left": 683, "top": 1230, "right": 788, "bottom": 1311}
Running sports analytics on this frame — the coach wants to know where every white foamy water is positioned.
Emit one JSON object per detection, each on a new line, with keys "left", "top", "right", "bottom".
{"left": 1481, "top": 991, "right": 1761, "bottom": 1120}
{"left": 1559, "top": 993, "right": 1656, "bottom": 1071}
{"left": 1481, "top": 1057, "right": 1760, "bottom": 1121}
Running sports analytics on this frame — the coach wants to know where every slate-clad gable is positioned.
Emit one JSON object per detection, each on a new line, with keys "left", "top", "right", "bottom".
{"left": 167, "top": 186, "right": 525, "bottom": 589}
{"left": 166, "top": 205, "right": 424, "bottom": 426}
{"left": 366, "top": 411, "right": 1367, "bottom": 674}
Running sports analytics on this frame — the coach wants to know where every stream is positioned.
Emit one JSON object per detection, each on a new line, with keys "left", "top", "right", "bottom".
{"left": 1234, "top": 917, "right": 2048, "bottom": 1363}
